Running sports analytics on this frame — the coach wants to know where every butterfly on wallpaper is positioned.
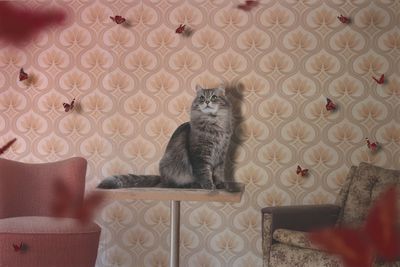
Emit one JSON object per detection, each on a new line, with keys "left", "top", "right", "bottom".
{"left": 372, "top": 74, "right": 385, "bottom": 85}
{"left": 0, "top": 138, "right": 17, "bottom": 155}
{"left": 325, "top": 98, "right": 337, "bottom": 111}
{"left": 51, "top": 179, "right": 105, "bottom": 224}
{"left": 175, "top": 24, "right": 186, "bottom": 34}
{"left": 237, "top": 0, "right": 259, "bottom": 11}
{"left": 309, "top": 186, "right": 400, "bottom": 267}
{"left": 19, "top": 68, "right": 28, "bottom": 81}
{"left": 13, "top": 242, "right": 28, "bottom": 253}
{"left": 296, "top": 165, "right": 309, "bottom": 177}
{"left": 366, "top": 138, "right": 379, "bottom": 152}
{"left": 337, "top": 14, "right": 350, "bottom": 24}
{"left": 62, "top": 98, "right": 75, "bottom": 112}
{"left": 110, "top": 15, "right": 126, "bottom": 25}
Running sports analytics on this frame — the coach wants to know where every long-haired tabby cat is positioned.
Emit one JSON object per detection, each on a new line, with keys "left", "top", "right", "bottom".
{"left": 97, "top": 84, "right": 233, "bottom": 190}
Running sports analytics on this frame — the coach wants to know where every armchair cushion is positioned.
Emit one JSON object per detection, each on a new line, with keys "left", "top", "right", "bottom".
{"left": 270, "top": 243, "right": 342, "bottom": 267}
{"left": 0, "top": 216, "right": 101, "bottom": 267}
{"left": 272, "top": 229, "right": 319, "bottom": 250}
{"left": 340, "top": 162, "right": 400, "bottom": 227}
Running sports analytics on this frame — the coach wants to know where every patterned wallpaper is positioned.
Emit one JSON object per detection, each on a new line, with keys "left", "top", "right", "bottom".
{"left": 1, "top": 0, "right": 400, "bottom": 266}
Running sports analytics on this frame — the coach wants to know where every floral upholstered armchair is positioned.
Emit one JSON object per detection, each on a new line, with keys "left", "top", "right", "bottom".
{"left": 261, "top": 162, "right": 400, "bottom": 267}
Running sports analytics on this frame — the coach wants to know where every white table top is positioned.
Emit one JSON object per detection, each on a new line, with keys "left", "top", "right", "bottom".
{"left": 94, "top": 183, "right": 244, "bottom": 203}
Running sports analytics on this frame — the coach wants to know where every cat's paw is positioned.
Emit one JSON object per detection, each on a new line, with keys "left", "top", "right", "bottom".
{"left": 215, "top": 182, "right": 225, "bottom": 190}
{"left": 200, "top": 180, "right": 215, "bottom": 190}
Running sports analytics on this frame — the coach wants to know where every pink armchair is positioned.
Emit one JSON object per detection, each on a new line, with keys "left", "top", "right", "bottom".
{"left": 0, "top": 157, "right": 101, "bottom": 267}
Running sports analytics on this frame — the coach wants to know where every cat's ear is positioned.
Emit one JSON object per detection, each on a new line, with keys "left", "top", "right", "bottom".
{"left": 195, "top": 84, "right": 203, "bottom": 93}
{"left": 217, "top": 85, "right": 225, "bottom": 96}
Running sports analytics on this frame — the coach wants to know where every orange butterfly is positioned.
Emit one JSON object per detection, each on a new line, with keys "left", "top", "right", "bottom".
{"left": 296, "top": 165, "right": 308, "bottom": 177}
{"left": 51, "top": 179, "right": 104, "bottom": 224}
{"left": 175, "top": 24, "right": 185, "bottom": 34}
{"left": 13, "top": 242, "right": 28, "bottom": 253}
{"left": 0, "top": 138, "right": 17, "bottom": 155}
{"left": 19, "top": 68, "right": 28, "bottom": 81}
{"left": 309, "top": 186, "right": 400, "bottom": 267}
{"left": 110, "top": 15, "right": 126, "bottom": 24}
{"left": 62, "top": 98, "right": 75, "bottom": 112}
{"left": 326, "top": 98, "right": 337, "bottom": 111}
{"left": 372, "top": 74, "right": 384, "bottom": 84}
{"left": 366, "top": 138, "right": 379, "bottom": 152}
{"left": 337, "top": 14, "right": 350, "bottom": 24}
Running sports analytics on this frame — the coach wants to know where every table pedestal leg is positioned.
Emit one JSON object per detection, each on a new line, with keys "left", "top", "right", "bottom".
{"left": 170, "top": 200, "right": 180, "bottom": 267}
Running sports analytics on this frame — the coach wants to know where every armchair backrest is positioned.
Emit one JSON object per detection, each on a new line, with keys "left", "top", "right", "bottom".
{"left": 337, "top": 162, "right": 400, "bottom": 227}
{"left": 0, "top": 157, "right": 87, "bottom": 219}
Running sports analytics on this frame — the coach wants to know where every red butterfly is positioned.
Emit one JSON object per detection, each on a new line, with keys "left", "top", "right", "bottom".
{"left": 175, "top": 24, "right": 186, "bottom": 34}
{"left": 337, "top": 14, "right": 350, "bottom": 24}
{"left": 372, "top": 74, "right": 385, "bottom": 84}
{"left": 0, "top": 138, "right": 17, "bottom": 155}
{"left": 62, "top": 98, "right": 75, "bottom": 112}
{"left": 366, "top": 138, "right": 379, "bottom": 152}
{"left": 326, "top": 98, "right": 337, "bottom": 111}
{"left": 309, "top": 186, "right": 400, "bottom": 267}
{"left": 237, "top": 0, "right": 259, "bottom": 11}
{"left": 51, "top": 179, "right": 104, "bottom": 224}
{"left": 19, "top": 68, "right": 28, "bottom": 81}
{"left": 110, "top": 15, "right": 126, "bottom": 24}
{"left": 13, "top": 242, "right": 27, "bottom": 252}
{"left": 296, "top": 165, "right": 308, "bottom": 177}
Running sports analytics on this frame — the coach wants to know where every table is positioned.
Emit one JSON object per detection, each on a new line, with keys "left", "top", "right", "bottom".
{"left": 95, "top": 184, "right": 244, "bottom": 267}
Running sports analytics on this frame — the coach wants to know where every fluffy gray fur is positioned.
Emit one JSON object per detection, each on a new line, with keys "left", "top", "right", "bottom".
{"left": 98, "top": 84, "right": 233, "bottom": 190}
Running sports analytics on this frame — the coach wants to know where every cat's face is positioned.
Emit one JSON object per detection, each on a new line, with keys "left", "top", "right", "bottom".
{"left": 194, "top": 85, "right": 226, "bottom": 114}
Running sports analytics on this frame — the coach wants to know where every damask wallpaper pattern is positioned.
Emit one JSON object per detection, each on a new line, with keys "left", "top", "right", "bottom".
{"left": 0, "top": 0, "right": 399, "bottom": 266}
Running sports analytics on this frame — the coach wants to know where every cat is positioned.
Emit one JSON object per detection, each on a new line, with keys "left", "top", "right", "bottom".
{"left": 97, "top": 84, "right": 233, "bottom": 190}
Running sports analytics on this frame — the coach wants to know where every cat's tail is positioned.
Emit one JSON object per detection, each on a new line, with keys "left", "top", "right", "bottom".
{"left": 97, "top": 174, "right": 161, "bottom": 189}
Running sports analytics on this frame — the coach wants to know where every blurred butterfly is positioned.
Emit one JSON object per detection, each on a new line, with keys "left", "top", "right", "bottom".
{"left": 110, "top": 15, "right": 126, "bottom": 24}
{"left": 175, "top": 24, "right": 185, "bottom": 34}
{"left": 366, "top": 138, "right": 379, "bottom": 152}
{"left": 13, "top": 242, "right": 28, "bottom": 253}
{"left": 296, "top": 165, "right": 308, "bottom": 177}
{"left": 19, "top": 68, "right": 28, "bottom": 81}
{"left": 51, "top": 179, "right": 105, "bottom": 224}
{"left": 0, "top": 138, "right": 17, "bottom": 155}
{"left": 237, "top": 0, "right": 259, "bottom": 11}
{"left": 309, "top": 186, "right": 400, "bottom": 267}
{"left": 62, "top": 98, "right": 75, "bottom": 112}
{"left": 372, "top": 74, "right": 385, "bottom": 84}
{"left": 326, "top": 98, "right": 337, "bottom": 111}
{"left": 337, "top": 14, "right": 350, "bottom": 24}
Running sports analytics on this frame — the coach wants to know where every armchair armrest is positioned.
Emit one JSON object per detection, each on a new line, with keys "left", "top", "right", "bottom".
{"left": 262, "top": 204, "right": 340, "bottom": 234}
{"left": 261, "top": 204, "right": 340, "bottom": 267}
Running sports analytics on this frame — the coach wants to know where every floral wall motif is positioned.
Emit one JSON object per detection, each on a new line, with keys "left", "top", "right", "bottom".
{"left": 1, "top": 0, "right": 400, "bottom": 266}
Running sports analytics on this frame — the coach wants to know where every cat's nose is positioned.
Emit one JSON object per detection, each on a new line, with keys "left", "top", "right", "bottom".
{"left": 205, "top": 100, "right": 210, "bottom": 104}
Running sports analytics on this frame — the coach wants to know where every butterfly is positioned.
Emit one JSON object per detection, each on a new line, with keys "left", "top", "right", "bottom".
{"left": 326, "top": 98, "right": 337, "bottom": 111}
{"left": 62, "top": 98, "right": 75, "bottom": 112}
{"left": 337, "top": 14, "right": 350, "bottom": 24}
{"left": 296, "top": 165, "right": 308, "bottom": 177}
{"left": 110, "top": 15, "right": 126, "bottom": 24}
{"left": 237, "top": 0, "right": 259, "bottom": 11}
{"left": 309, "top": 186, "right": 400, "bottom": 267}
{"left": 19, "top": 68, "right": 28, "bottom": 81}
{"left": 0, "top": 138, "right": 17, "bottom": 155}
{"left": 51, "top": 179, "right": 105, "bottom": 224}
{"left": 175, "top": 24, "right": 186, "bottom": 34}
{"left": 372, "top": 74, "right": 385, "bottom": 84}
{"left": 366, "top": 138, "right": 379, "bottom": 152}
{"left": 13, "top": 242, "right": 28, "bottom": 252}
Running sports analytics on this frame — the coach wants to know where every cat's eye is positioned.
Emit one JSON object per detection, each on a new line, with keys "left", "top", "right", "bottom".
{"left": 211, "top": 95, "right": 217, "bottom": 101}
